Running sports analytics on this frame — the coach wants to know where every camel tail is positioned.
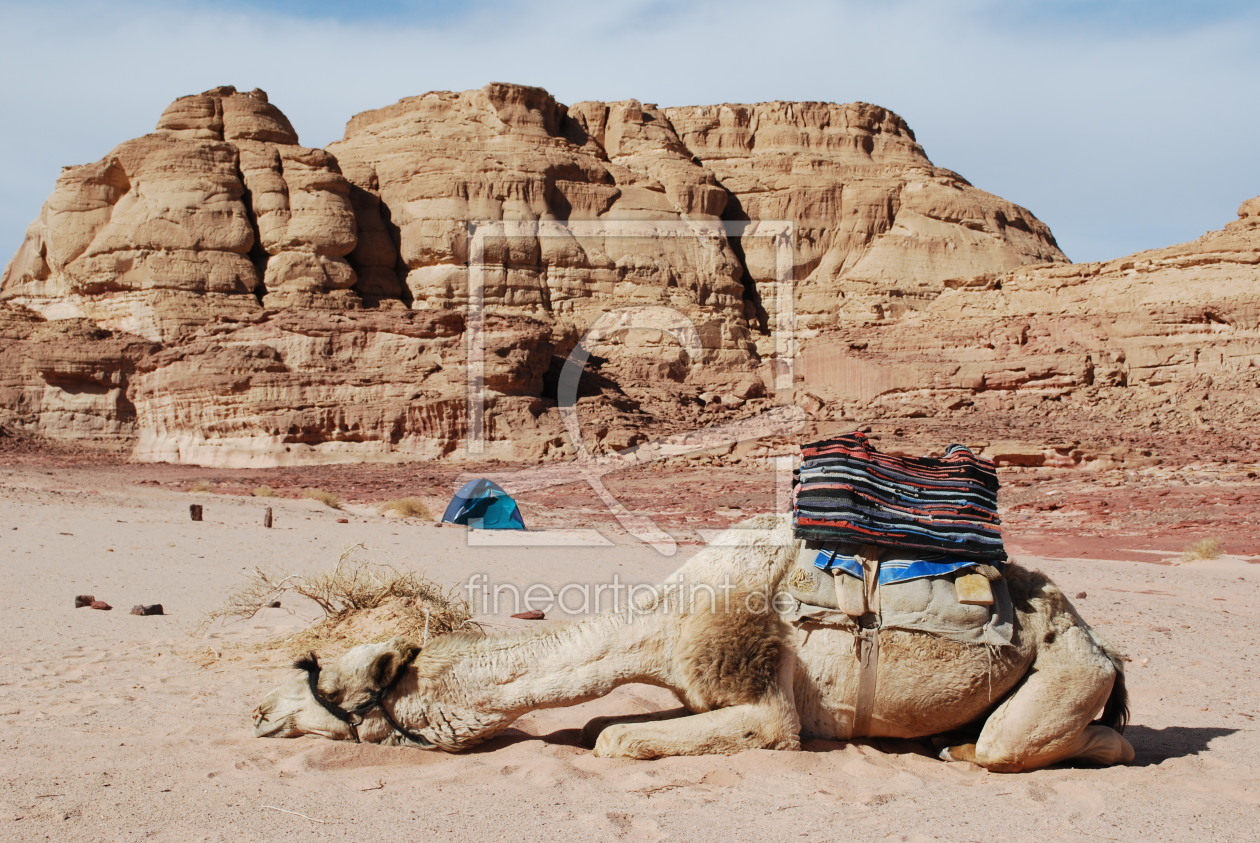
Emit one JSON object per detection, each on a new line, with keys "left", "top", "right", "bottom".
{"left": 1094, "top": 645, "right": 1130, "bottom": 734}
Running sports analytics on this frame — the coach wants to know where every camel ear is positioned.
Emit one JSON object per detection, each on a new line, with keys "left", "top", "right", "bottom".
{"left": 369, "top": 639, "right": 421, "bottom": 689}
{"left": 294, "top": 653, "right": 320, "bottom": 674}
{"left": 368, "top": 649, "right": 406, "bottom": 690}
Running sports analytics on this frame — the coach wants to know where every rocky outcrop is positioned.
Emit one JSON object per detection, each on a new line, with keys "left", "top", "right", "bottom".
{"left": 798, "top": 196, "right": 1260, "bottom": 463}
{"left": 0, "top": 83, "right": 1254, "bottom": 467}
{"left": 1, "top": 86, "right": 359, "bottom": 341}
{"left": 664, "top": 102, "right": 1066, "bottom": 339}
{"left": 327, "top": 86, "right": 755, "bottom": 372}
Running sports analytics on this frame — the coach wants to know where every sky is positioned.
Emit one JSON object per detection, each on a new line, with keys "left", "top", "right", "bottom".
{"left": 1, "top": 0, "right": 1257, "bottom": 265}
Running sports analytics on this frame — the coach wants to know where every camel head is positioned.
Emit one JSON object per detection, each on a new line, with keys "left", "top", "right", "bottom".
{"left": 253, "top": 637, "right": 430, "bottom": 746}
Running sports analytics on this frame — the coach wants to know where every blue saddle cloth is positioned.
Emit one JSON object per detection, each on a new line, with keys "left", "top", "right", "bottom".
{"left": 812, "top": 545, "right": 993, "bottom": 585}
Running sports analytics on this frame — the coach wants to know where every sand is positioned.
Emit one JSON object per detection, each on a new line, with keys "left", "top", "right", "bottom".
{"left": 1, "top": 460, "right": 1258, "bottom": 841}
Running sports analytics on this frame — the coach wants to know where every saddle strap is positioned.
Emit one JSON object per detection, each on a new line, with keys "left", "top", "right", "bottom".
{"left": 851, "top": 544, "right": 881, "bottom": 738}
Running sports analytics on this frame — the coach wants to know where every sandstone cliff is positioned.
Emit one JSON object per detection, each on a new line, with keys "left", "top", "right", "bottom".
{"left": 1, "top": 87, "right": 361, "bottom": 342}
{"left": 1, "top": 84, "right": 1254, "bottom": 467}
{"left": 799, "top": 196, "right": 1260, "bottom": 465}
{"left": 664, "top": 101, "right": 1066, "bottom": 339}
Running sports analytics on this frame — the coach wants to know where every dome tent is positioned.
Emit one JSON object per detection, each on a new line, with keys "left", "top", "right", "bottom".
{"left": 441, "top": 478, "right": 526, "bottom": 530}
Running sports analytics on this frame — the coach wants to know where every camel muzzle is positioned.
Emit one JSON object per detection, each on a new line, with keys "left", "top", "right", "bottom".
{"left": 252, "top": 705, "right": 292, "bottom": 738}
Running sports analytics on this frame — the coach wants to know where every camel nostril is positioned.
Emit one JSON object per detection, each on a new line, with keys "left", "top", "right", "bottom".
{"left": 253, "top": 711, "right": 284, "bottom": 737}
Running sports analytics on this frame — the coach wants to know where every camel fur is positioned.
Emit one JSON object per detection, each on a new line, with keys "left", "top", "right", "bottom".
{"left": 254, "top": 514, "right": 1134, "bottom": 772}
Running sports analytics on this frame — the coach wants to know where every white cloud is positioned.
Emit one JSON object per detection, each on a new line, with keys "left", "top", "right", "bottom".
{"left": 1, "top": 0, "right": 1256, "bottom": 263}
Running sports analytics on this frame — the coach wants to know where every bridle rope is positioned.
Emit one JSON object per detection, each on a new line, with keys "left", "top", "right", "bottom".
{"left": 296, "top": 651, "right": 434, "bottom": 747}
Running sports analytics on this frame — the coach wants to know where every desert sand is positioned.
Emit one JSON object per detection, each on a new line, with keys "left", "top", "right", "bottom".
{"left": 1, "top": 454, "right": 1258, "bottom": 842}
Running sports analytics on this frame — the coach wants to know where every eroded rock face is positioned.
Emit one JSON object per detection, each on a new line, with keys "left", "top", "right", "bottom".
{"left": 798, "top": 196, "right": 1260, "bottom": 461}
{"left": 1, "top": 86, "right": 360, "bottom": 341}
{"left": 327, "top": 86, "right": 754, "bottom": 373}
{"left": 1, "top": 83, "right": 1253, "bottom": 467}
{"left": 664, "top": 101, "right": 1067, "bottom": 339}
{"left": 128, "top": 310, "right": 559, "bottom": 466}
{"left": 0, "top": 306, "right": 157, "bottom": 442}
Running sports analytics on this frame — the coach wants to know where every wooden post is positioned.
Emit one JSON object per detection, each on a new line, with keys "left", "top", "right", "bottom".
{"left": 189, "top": 504, "right": 203, "bottom": 522}
{"left": 263, "top": 507, "right": 273, "bottom": 529}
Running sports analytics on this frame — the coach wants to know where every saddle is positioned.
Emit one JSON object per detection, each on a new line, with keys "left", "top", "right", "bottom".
{"left": 781, "top": 540, "right": 1015, "bottom": 740}
{"left": 786, "top": 433, "right": 1013, "bottom": 738}
{"left": 783, "top": 540, "right": 1013, "bottom": 648}
{"left": 794, "top": 432, "right": 1006, "bottom": 561}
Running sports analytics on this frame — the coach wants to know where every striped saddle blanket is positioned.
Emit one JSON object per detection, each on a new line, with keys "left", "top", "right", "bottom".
{"left": 793, "top": 432, "right": 1006, "bottom": 561}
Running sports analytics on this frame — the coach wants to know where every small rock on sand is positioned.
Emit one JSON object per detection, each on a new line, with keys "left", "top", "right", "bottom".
{"left": 130, "top": 604, "right": 164, "bottom": 616}
{"left": 89, "top": 601, "right": 112, "bottom": 611}
{"left": 74, "top": 594, "right": 95, "bottom": 608}
{"left": 511, "top": 610, "right": 546, "bottom": 620}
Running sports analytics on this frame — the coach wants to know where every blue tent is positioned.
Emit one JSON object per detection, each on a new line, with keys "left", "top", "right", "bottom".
{"left": 441, "top": 478, "right": 526, "bottom": 530}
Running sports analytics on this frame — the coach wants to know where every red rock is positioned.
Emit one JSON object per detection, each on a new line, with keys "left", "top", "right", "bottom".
{"left": 89, "top": 601, "right": 112, "bottom": 610}
{"left": 511, "top": 610, "right": 546, "bottom": 620}
{"left": 1, "top": 83, "right": 1256, "bottom": 468}
{"left": 1075, "top": 592, "right": 1087, "bottom": 599}
{"left": 336, "top": 518, "right": 349, "bottom": 523}
{"left": 74, "top": 594, "right": 95, "bottom": 608}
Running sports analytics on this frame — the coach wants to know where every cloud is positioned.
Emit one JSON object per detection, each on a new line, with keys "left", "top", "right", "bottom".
{"left": 1, "top": 0, "right": 1256, "bottom": 263}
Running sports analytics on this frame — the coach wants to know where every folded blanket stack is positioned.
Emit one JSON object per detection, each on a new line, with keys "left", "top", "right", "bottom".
{"left": 794, "top": 432, "right": 1006, "bottom": 561}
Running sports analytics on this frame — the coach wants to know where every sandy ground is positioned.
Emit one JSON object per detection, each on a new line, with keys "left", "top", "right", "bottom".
{"left": 1, "top": 459, "right": 1258, "bottom": 841}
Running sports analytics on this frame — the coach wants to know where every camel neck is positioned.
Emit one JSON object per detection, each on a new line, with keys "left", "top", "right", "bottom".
{"left": 400, "top": 608, "right": 664, "bottom": 749}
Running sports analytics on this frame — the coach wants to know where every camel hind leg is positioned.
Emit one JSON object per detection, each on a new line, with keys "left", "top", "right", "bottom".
{"left": 942, "top": 624, "right": 1135, "bottom": 772}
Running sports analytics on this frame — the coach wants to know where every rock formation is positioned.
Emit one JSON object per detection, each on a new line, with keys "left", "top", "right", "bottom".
{"left": 1, "top": 87, "right": 364, "bottom": 342}
{"left": 1, "top": 83, "right": 1255, "bottom": 467}
{"left": 664, "top": 101, "right": 1066, "bottom": 338}
{"left": 326, "top": 85, "right": 755, "bottom": 368}
{"left": 798, "top": 196, "right": 1260, "bottom": 465}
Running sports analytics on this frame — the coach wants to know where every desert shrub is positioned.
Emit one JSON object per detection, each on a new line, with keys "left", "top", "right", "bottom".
{"left": 200, "top": 545, "right": 477, "bottom": 654}
{"left": 252, "top": 485, "right": 276, "bottom": 497}
{"left": 1182, "top": 537, "right": 1224, "bottom": 562}
{"left": 378, "top": 497, "right": 433, "bottom": 520}
{"left": 188, "top": 480, "right": 214, "bottom": 493}
{"left": 301, "top": 487, "right": 341, "bottom": 509}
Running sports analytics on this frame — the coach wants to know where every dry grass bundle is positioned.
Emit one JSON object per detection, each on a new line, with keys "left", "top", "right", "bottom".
{"left": 378, "top": 497, "right": 433, "bottom": 520}
{"left": 1182, "top": 537, "right": 1224, "bottom": 562}
{"left": 188, "top": 480, "right": 215, "bottom": 493}
{"left": 201, "top": 545, "right": 477, "bottom": 655}
{"left": 301, "top": 488, "right": 341, "bottom": 509}
{"left": 252, "top": 485, "right": 276, "bottom": 497}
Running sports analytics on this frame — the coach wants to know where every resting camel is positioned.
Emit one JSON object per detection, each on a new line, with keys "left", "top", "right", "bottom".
{"left": 254, "top": 514, "right": 1135, "bottom": 772}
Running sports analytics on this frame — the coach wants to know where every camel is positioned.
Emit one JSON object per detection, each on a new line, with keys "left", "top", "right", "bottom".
{"left": 253, "top": 514, "right": 1135, "bottom": 772}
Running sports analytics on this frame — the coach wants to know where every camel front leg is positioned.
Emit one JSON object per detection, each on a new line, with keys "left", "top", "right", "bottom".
{"left": 581, "top": 707, "right": 691, "bottom": 749}
{"left": 593, "top": 648, "right": 800, "bottom": 759}
{"left": 592, "top": 699, "right": 800, "bottom": 758}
